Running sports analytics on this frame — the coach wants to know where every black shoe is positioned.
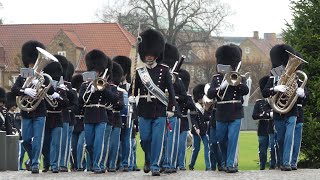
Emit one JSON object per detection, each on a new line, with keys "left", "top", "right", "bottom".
{"left": 25, "top": 162, "right": 31, "bottom": 171}
{"left": 101, "top": 169, "right": 106, "bottom": 173}
{"left": 180, "top": 167, "right": 186, "bottom": 171}
{"left": 77, "top": 168, "right": 84, "bottom": 172}
{"left": 226, "top": 167, "right": 237, "bottom": 173}
{"left": 291, "top": 166, "right": 298, "bottom": 170}
{"left": 218, "top": 167, "right": 224, "bottom": 171}
{"left": 123, "top": 166, "right": 129, "bottom": 172}
{"left": 164, "top": 168, "right": 171, "bottom": 173}
{"left": 59, "top": 167, "right": 68, "bottom": 172}
{"left": 42, "top": 167, "right": 49, "bottom": 172}
{"left": 189, "top": 165, "right": 194, "bottom": 171}
{"left": 133, "top": 167, "right": 141, "bottom": 171}
{"left": 31, "top": 168, "right": 39, "bottom": 174}
{"left": 144, "top": 162, "right": 151, "bottom": 173}
{"left": 160, "top": 167, "right": 165, "bottom": 173}
{"left": 280, "top": 165, "right": 292, "bottom": 171}
{"left": 269, "top": 166, "right": 275, "bottom": 170}
{"left": 94, "top": 170, "right": 102, "bottom": 174}
{"left": 109, "top": 168, "right": 116, "bottom": 172}
{"left": 152, "top": 170, "right": 160, "bottom": 176}
{"left": 52, "top": 169, "right": 59, "bottom": 173}
{"left": 171, "top": 168, "right": 177, "bottom": 173}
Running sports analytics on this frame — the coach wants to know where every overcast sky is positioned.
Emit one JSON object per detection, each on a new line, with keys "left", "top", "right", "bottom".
{"left": 0, "top": 0, "right": 293, "bottom": 38}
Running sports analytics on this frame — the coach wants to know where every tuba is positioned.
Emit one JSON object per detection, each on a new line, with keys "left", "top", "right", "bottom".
{"left": 269, "top": 50, "right": 308, "bottom": 114}
{"left": 17, "top": 47, "right": 58, "bottom": 112}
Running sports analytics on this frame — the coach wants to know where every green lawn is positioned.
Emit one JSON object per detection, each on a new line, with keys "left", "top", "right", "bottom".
{"left": 135, "top": 131, "right": 260, "bottom": 170}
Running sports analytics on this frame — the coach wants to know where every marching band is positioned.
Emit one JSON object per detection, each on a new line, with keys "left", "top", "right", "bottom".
{"left": 0, "top": 28, "right": 308, "bottom": 176}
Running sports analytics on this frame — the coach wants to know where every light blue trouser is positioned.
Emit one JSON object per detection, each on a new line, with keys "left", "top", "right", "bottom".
{"left": 43, "top": 127, "right": 62, "bottom": 170}
{"left": 22, "top": 116, "right": 46, "bottom": 170}
{"left": 139, "top": 117, "right": 166, "bottom": 171}
{"left": 177, "top": 131, "right": 188, "bottom": 169}
{"left": 84, "top": 123, "right": 106, "bottom": 171}
{"left": 216, "top": 119, "right": 241, "bottom": 168}
{"left": 189, "top": 134, "right": 211, "bottom": 170}
{"left": 291, "top": 122, "right": 303, "bottom": 167}
{"left": 163, "top": 117, "right": 180, "bottom": 169}
{"left": 274, "top": 116, "right": 296, "bottom": 167}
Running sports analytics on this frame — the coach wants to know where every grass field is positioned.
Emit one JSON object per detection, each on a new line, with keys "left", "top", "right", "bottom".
{"left": 135, "top": 131, "right": 260, "bottom": 171}
{"left": 23, "top": 131, "right": 261, "bottom": 170}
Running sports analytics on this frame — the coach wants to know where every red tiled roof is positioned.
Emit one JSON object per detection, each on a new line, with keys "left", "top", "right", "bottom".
{"left": 248, "top": 37, "right": 284, "bottom": 56}
{"left": 0, "top": 23, "right": 135, "bottom": 72}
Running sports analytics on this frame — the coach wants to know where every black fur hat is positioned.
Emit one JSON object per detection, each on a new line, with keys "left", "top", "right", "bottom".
{"left": 161, "top": 43, "right": 180, "bottom": 68}
{"left": 178, "top": 68, "right": 190, "bottom": 90}
{"left": 216, "top": 44, "right": 242, "bottom": 70}
{"left": 0, "top": 87, "right": 6, "bottom": 103}
{"left": 259, "top": 76, "right": 270, "bottom": 92}
{"left": 66, "top": 62, "right": 75, "bottom": 82}
{"left": 21, "top": 40, "right": 46, "bottom": 68}
{"left": 85, "top": 49, "right": 111, "bottom": 74}
{"left": 43, "top": 61, "right": 63, "bottom": 81}
{"left": 112, "top": 56, "right": 131, "bottom": 82}
{"left": 5, "top": 92, "right": 16, "bottom": 109}
{"left": 54, "top": 55, "right": 69, "bottom": 80}
{"left": 138, "top": 29, "right": 165, "bottom": 63}
{"left": 112, "top": 62, "right": 124, "bottom": 86}
{"left": 71, "top": 73, "right": 83, "bottom": 92}
{"left": 193, "top": 84, "right": 205, "bottom": 102}
{"left": 270, "top": 44, "right": 295, "bottom": 68}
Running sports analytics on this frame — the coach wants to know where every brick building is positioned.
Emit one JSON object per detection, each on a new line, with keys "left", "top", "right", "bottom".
{"left": 0, "top": 23, "right": 136, "bottom": 90}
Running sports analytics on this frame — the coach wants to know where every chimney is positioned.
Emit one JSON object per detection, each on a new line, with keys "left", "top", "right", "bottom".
{"left": 264, "top": 33, "right": 276, "bottom": 42}
{"left": 253, "top": 31, "right": 259, "bottom": 39}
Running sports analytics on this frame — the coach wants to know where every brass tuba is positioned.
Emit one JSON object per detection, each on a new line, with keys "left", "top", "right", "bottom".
{"left": 269, "top": 50, "right": 308, "bottom": 114}
{"left": 17, "top": 47, "right": 58, "bottom": 112}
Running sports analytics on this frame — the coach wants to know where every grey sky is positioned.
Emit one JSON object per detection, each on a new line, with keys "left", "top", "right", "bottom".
{"left": 0, "top": 0, "right": 293, "bottom": 37}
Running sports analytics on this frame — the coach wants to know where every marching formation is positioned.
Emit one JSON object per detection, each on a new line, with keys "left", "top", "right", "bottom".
{"left": 0, "top": 28, "right": 308, "bottom": 176}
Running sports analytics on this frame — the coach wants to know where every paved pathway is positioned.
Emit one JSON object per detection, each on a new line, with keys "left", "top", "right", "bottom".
{"left": 0, "top": 169, "right": 319, "bottom": 180}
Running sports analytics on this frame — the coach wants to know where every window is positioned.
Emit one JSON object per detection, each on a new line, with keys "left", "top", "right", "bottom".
{"left": 58, "top": 51, "right": 66, "bottom": 57}
{"left": 245, "top": 47, "right": 250, "bottom": 54}
{"left": 9, "top": 75, "right": 18, "bottom": 86}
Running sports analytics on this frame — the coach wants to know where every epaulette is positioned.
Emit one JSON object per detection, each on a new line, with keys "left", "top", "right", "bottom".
{"left": 256, "top": 99, "right": 264, "bottom": 102}
{"left": 117, "top": 86, "right": 127, "bottom": 93}
{"left": 72, "top": 88, "right": 77, "bottom": 91}
{"left": 136, "top": 66, "right": 144, "bottom": 70}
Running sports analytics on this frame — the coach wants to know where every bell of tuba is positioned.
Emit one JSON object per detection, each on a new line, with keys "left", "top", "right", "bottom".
{"left": 269, "top": 50, "right": 308, "bottom": 114}
{"left": 16, "top": 47, "right": 58, "bottom": 112}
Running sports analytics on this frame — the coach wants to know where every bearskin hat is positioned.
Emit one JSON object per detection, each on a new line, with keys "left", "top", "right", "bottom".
{"left": 71, "top": 74, "right": 84, "bottom": 92}
{"left": 21, "top": 40, "right": 46, "bottom": 68}
{"left": 43, "top": 61, "right": 63, "bottom": 81}
{"left": 259, "top": 76, "right": 270, "bottom": 92}
{"left": 193, "top": 84, "right": 205, "bottom": 102}
{"left": 138, "top": 29, "right": 165, "bottom": 63}
{"left": 270, "top": 44, "right": 295, "bottom": 68}
{"left": 85, "top": 49, "right": 111, "bottom": 75}
{"left": 216, "top": 44, "right": 242, "bottom": 70}
{"left": 54, "top": 55, "right": 69, "bottom": 80}
{"left": 112, "top": 56, "right": 131, "bottom": 82}
{"left": 5, "top": 92, "right": 16, "bottom": 110}
{"left": 111, "top": 62, "right": 124, "bottom": 86}
{"left": 178, "top": 68, "right": 190, "bottom": 90}
{"left": 66, "top": 62, "right": 75, "bottom": 82}
{"left": 0, "top": 87, "right": 6, "bottom": 103}
{"left": 161, "top": 43, "right": 180, "bottom": 68}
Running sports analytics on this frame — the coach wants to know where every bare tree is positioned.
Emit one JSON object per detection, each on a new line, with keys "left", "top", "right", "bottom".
{"left": 97, "top": 0, "right": 232, "bottom": 48}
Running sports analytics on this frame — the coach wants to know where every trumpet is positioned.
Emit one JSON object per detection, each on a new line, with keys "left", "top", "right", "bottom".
{"left": 16, "top": 47, "right": 58, "bottom": 112}
{"left": 83, "top": 68, "right": 109, "bottom": 104}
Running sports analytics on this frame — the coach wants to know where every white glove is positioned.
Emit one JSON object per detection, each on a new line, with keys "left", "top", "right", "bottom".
{"left": 270, "top": 111, "right": 273, "bottom": 118}
{"left": 296, "top": 87, "right": 305, "bottom": 97}
{"left": 24, "top": 88, "right": 36, "bottom": 98}
{"left": 52, "top": 92, "right": 61, "bottom": 99}
{"left": 167, "top": 111, "right": 174, "bottom": 118}
{"left": 58, "top": 84, "right": 66, "bottom": 90}
{"left": 32, "top": 79, "right": 39, "bottom": 86}
{"left": 90, "top": 85, "right": 96, "bottom": 93}
{"left": 195, "top": 129, "right": 200, "bottom": 135}
{"left": 129, "top": 96, "right": 136, "bottom": 104}
{"left": 274, "top": 85, "right": 287, "bottom": 92}
{"left": 220, "top": 80, "right": 229, "bottom": 90}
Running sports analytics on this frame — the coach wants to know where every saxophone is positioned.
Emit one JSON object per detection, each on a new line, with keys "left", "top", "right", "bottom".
{"left": 269, "top": 50, "right": 308, "bottom": 114}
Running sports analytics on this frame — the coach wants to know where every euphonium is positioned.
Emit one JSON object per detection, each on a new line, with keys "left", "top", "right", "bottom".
{"left": 17, "top": 47, "right": 58, "bottom": 112}
{"left": 269, "top": 50, "right": 308, "bottom": 114}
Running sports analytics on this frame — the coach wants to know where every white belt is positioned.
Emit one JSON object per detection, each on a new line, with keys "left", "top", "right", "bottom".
{"left": 139, "top": 95, "right": 156, "bottom": 99}
{"left": 217, "top": 100, "right": 241, "bottom": 104}
{"left": 84, "top": 104, "right": 106, "bottom": 108}
{"left": 75, "top": 115, "right": 84, "bottom": 118}
{"left": 47, "top": 110, "right": 61, "bottom": 113}
{"left": 297, "top": 104, "right": 302, "bottom": 107}
{"left": 181, "top": 115, "right": 188, "bottom": 118}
